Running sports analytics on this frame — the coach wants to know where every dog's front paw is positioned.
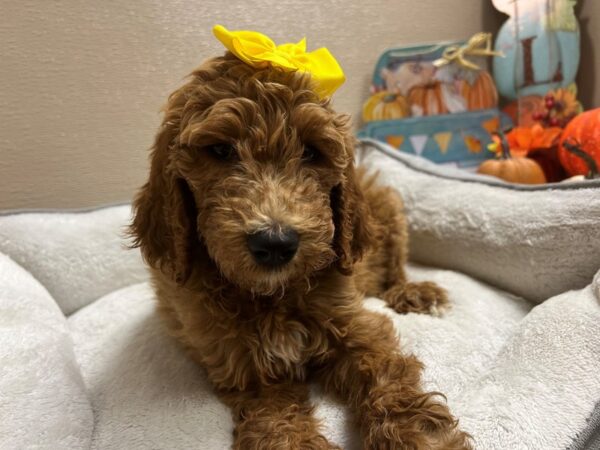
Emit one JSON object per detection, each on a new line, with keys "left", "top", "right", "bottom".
{"left": 363, "top": 405, "right": 472, "bottom": 450}
{"left": 234, "top": 418, "right": 341, "bottom": 450}
{"left": 382, "top": 281, "right": 449, "bottom": 316}
{"left": 365, "top": 421, "right": 472, "bottom": 450}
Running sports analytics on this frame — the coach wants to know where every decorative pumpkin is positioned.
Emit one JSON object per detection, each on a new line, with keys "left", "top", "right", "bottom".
{"left": 478, "top": 157, "right": 546, "bottom": 184}
{"left": 461, "top": 71, "right": 498, "bottom": 111}
{"left": 558, "top": 108, "right": 600, "bottom": 176}
{"left": 560, "top": 140, "right": 600, "bottom": 180}
{"left": 362, "top": 91, "right": 410, "bottom": 122}
{"left": 477, "top": 133, "right": 546, "bottom": 184}
{"left": 407, "top": 83, "right": 447, "bottom": 116}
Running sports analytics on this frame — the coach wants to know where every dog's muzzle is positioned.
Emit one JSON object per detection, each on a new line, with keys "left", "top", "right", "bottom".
{"left": 246, "top": 228, "right": 299, "bottom": 268}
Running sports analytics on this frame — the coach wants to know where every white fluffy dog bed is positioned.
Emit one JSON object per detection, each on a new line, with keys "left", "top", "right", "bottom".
{"left": 1, "top": 140, "right": 599, "bottom": 449}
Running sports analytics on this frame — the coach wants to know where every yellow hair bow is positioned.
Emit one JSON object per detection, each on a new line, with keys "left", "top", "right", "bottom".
{"left": 213, "top": 25, "right": 345, "bottom": 99}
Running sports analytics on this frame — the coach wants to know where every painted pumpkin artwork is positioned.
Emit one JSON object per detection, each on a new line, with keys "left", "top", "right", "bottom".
{"left": 461, "top": 71, "right": 499, "bottom": 110}
{"left": 558, "top": 108, "right": 600, "bottom": 176}
{"left": 408, "top": 84, "right": 448, "bottom": 116}
{"left": 361, "top": 33, "right": 510, "bottom": 166}
{"left": 362, "top": 91, "right": 411, "bottom": 122}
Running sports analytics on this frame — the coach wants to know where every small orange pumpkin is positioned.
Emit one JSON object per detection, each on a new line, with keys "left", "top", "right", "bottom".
{"left": 477, "top": 133, "right": 546, "bottom": 184}
{"left": 408, "top": 83, "right": 447, "bottom": 116}
{"left": 362, "top": 91, "right": 410, "bottom": 122}
{"left": 478, "top": 158, "right": 546, "bottom": 184}
{"left": 558, "top": 108, "right": 600, "bottom": 176}
{"left": 461, "top": 71, "right": 498, "bottom": 111}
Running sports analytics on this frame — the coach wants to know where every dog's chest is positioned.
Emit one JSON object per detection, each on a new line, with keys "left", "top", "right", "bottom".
{"left": 244, "top": 306, "right": 326, "bottom": 382}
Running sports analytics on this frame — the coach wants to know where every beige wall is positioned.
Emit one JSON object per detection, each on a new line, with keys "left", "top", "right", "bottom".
{"left": 0, "top": 1, "right": 596, "bottom": 210}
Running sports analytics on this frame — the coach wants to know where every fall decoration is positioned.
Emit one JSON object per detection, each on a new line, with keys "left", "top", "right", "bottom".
{"left": 477, "top": 132, "right": 546, "bottom": 184}
{"left": 502, "top": 95, "right": 545, "bottom": 127}
{"left": 560, "top": 141, "right": 600, "bottom": 179}
{"left": 530, "top": 86, "right": 582, "bottom": 128}
{"left": 502, "top": 86, "right": 582, "bottom": 128}
{"left": 362, "top": 91, "right": 410, "bottom": 122}
{"left": 505, "top": 124, "right": 563, "bottom": 157}
{"left": 407, "top": 84, "right": 448, "bottom": 116}
{"left": 461, "top": 71, "right": 499, "bottom": 110}
{"left": 558, "top": 108, "right": 600, "bottom": 176}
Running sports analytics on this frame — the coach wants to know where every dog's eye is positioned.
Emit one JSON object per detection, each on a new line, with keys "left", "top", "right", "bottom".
{"left": 206, "top": 143, "right": 237, "bottom": 161}
{"left": 302, "top": 145, "right": 322, "bottom": 163}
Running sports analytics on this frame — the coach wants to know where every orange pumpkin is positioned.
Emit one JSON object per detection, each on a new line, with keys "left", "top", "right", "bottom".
{"left": 461, "top": 71, "right": 498, "bottom": 111}
{"left": 558, "top": 108, "right": 600, "bottom": 176}
{"left": 362, "top": 91, "right": 410, "bottom": 122}
{"left": 478, "top": 157, "right": 546, "bottom": 184}
{"left": 408, "top": 83, "right": 447, "bottom": 116}
{"left": 478, "top": 133, "right": 546, "bottom": 184}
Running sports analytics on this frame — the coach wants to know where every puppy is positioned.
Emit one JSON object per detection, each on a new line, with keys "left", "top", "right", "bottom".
{"left": 130, "top": 51, "right": 471, "bottom": 449}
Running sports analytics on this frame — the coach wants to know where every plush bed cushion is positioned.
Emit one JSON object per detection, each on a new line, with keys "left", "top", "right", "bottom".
{"left": 65, "top": 263, "right": 600, "bottom": 450}
{"left": 358, "top": 138, "right": 600, "bottom": 304}
{"left": 1, "top": 173, "right": 600, "bottom": 448}
{"left": 0, "top": 205, "right": 148, "bottom": 315}
{"left": 0, "top": 253, "right": 93, "bottom": 449}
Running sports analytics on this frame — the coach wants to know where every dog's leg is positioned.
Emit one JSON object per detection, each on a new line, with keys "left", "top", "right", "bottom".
{"left": 358, "top": 176, "right": 449, "bottom": 316}
{"left": 380, "top": 202, "right": 450, "bottom": 316}
{"left": 220, "top": 383, "right": 339, "bottom": 450}
{"left": 320, "top": 309, "right": 472, "bottom": 450}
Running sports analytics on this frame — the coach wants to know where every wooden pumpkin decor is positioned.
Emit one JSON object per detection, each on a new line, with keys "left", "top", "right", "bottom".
{"left": 407, "top": 83, "right": 448, "bottom": 116}
{"left": 362, "top": 91, "right": 410, "bottom": 122}
{"left": 462, "top": 71, "right": 499, "bottom": 111}
{"left": 558, "top": 108, "right": 600, "bottom": 176}
{"left": 477, "top": 132, "right": 546, "bottom": 184}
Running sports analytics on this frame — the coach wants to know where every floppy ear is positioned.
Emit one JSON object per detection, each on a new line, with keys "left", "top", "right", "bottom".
{"left": 331, "top": 116, "right": 374, "bottom": 275}
{"left": 130, "top": 95, "right": 199, "bottom": 285}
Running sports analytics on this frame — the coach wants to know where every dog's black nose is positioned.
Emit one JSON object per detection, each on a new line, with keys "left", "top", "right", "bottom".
{"left": 247, "top": 229, "right": 299, "bottom": 268}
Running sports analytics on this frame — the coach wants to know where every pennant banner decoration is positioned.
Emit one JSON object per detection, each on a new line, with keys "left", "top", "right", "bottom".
{"left": 464, "top": 135, "right": 483, "bottom": 153}
{"left": 386, "top": 135, "right": 405, "bottom": 149}
{"left": 482, "top": 117, "right": 500, "bottom": 134}
{"left": 433, "top": 132, "right": 453, "bottom": 154}
{"left": 409, "top": 134, "right": 428, "bottom": 156}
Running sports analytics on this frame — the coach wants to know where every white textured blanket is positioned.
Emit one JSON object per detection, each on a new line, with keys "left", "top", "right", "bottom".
{"left": 1, "top": 202, "right": 599, "bottom": 449}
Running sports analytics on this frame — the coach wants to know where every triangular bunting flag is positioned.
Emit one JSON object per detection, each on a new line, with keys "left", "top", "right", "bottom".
{"left": 409, "top": 134, "right": 428, "bottom": 156}
{"left": 464, "top": 135, "right": 482, "bottom": 153}
{"left": 433, "top": 132, "right": 452, "bottom": 154}
{"left": 482, "top": 117, "right": 500, "bottom": 134}
{"left": 386, "top": 135, "right": 405, "bottom": 149}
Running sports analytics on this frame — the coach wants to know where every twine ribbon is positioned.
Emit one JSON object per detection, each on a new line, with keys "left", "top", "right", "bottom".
{"left": 434, "top": 32, "right": 503, "bottom": 71}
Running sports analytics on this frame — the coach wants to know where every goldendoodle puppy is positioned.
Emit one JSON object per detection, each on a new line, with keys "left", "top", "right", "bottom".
{"left": 130, "top": 51, "right": 471, "bottom": 449}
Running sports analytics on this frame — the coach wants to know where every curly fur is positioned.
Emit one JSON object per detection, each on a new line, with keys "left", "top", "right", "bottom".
{"left": 130, "top": 52, "right": 471, "bottom": 449}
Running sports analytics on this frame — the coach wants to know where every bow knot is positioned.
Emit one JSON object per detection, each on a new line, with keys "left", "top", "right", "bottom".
{"left": 434, "top": 32, "right": 503, "bottom": 71}
{"left": 213, "top": 25, "right": 345, "bottom": 99}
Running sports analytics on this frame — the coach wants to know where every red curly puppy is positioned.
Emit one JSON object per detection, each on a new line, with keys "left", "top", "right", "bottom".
{"left": 131, "top": 51, "right": 471, "bottom": 449}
